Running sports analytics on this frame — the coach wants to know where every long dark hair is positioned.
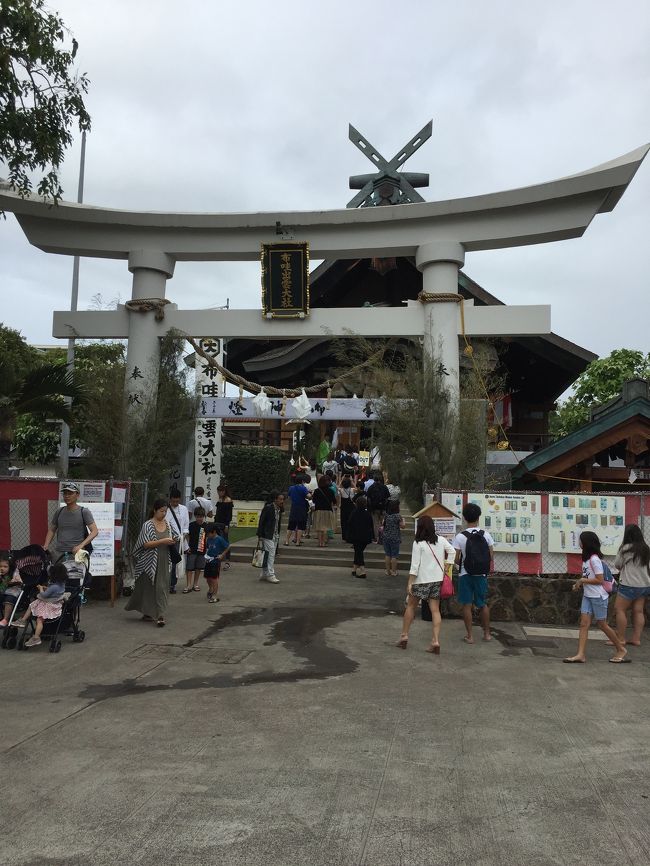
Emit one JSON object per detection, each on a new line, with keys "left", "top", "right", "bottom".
{"left": 621, "top": 524, "right": 650, "bottom": 568}
{"left": 415, "top": 515, "right": 438, "bottom": 544}
{"left": 579, "top": 531, "right": 601, "bottom": 562}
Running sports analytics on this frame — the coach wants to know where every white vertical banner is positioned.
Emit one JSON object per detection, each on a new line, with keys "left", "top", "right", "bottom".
{"left": 194, "top": 338, "right": 224, "bottom": 500}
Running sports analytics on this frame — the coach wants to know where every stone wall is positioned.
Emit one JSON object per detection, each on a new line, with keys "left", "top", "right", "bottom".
{"left": 445, "top": 574, "right": 650, "bottom": 626}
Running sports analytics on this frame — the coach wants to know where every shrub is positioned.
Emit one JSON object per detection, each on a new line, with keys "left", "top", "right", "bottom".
{"left": 222, "top": 445, "right": 290, "bottom": 500}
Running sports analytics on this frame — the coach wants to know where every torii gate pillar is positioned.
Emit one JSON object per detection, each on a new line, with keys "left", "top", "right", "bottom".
{"left": 416, "top": 241, "right": 465, "bottom": 405}
{"left": 125, "top": 250, "right": 175, "bottom": 410}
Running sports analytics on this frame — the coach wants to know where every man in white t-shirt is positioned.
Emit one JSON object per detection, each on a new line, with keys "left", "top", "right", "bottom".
{"left": 322, "top": 453, "right": 339, "bottom": 479}
{"left": 453, "top": 502, "right": 494, "bottom": 644}
{"left": 168, "top": 489, "right": 190, "bottom": 594}
{"left": 187, "top": 486, "right": 214, "bottom": 519}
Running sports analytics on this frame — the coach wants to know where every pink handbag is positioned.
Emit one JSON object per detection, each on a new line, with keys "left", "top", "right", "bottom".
{"left": 427, "top": 543, "right": 454, "bottom": 599}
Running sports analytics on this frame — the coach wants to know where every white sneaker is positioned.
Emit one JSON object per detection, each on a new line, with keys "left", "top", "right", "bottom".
{"left": 266, "top": 576, "right": 280, "bottom": 584}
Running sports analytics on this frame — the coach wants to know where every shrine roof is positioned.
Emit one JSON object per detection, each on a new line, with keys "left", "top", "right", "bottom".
{"left": 231, "top": 258, "right": 595, "bottom": 398}
{"left": 512, "top": 380, "right": 650, "bottom": 479}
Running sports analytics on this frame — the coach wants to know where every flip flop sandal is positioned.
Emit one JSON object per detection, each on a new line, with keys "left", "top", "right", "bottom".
{"left": 426, "top": 644, "right": 441, "bottom": 654}
{"left": 193, "top": 586, "right": 201, "bottom": 592}
{"left": 182, "top": 588, "right": 191, "bottom": 594}
{"left": 396, "top": 637, "right": 408, "bottom": 649}
{"left": 609, "top": 657, "right": 632, "bottom": 663}
{"left": 562, "top": 658, "right": 586, "bottom": 663}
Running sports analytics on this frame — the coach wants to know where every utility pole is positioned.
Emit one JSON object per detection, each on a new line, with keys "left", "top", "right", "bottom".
{"left": 59, "top": 131, "right": 86, "bottom": 477}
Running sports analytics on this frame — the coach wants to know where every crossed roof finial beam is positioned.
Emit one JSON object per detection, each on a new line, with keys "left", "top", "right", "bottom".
{"left": 347, "top": 120, "right": 433, "bottom": 208}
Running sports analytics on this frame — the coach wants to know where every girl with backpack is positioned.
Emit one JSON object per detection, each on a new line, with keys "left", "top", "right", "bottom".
{"left": 563, "top": 531, "right": 628, "bottom": 664}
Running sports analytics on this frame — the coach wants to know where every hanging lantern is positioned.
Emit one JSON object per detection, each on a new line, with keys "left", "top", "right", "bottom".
{"left": 497, "top": 440, "right": 510, "bottom": 451}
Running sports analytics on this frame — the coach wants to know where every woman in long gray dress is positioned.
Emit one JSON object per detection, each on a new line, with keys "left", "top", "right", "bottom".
{"left": 126, "top": 498, "right": 178, "bottom": 627}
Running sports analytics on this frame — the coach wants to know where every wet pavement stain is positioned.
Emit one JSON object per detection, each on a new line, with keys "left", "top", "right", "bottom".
{"left": 490, "top": 626, "right": 559, "bottom": 656}
{"left": 78, "top": 606, "right": 393, "bottom": 704}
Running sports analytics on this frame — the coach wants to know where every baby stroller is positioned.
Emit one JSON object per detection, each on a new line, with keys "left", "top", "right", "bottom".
{"left": 2, "top": 544, "right": 50, "bottom": 650}
{"left": 18, "top": 554, "right": 87, "bottom": 653}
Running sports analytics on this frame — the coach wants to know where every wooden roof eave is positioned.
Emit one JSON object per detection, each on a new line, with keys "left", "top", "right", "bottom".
{"left": 513, "top": 400, "right": 650, "bottom": 479}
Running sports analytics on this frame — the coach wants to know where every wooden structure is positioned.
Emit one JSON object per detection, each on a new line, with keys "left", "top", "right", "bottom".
{"left": 225, "top": 263, "right": 595, "bottom": 453}
{"left": 512, "top": 379, "right": 650, "bottom": 490}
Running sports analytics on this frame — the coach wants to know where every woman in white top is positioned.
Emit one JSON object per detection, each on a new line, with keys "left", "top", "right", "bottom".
{"left": 397, "top": 516, "right": 455, "bottom": 654}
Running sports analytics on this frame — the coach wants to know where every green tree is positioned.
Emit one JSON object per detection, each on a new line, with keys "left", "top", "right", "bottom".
{"left": 0, "top": 326, "right": 86, "bottom": 470}
{"left": 550, "top": 349, "right": 650, "bottom": 439}
{"left": 374, "top": 355, "right": 486, "bottom": 510}
{"left": 329, "top": 335, "right": 491, "bottom": 510}
{"left": 0, "top": 0, "right": 90, "bottom": 202}
{"left": 79, "top": 332, "right": 196, "bottom": 495}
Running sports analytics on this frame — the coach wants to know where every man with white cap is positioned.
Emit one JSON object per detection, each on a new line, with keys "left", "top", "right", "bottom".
{"left": 43, "top": 482, "right": 98, "bottom": 562}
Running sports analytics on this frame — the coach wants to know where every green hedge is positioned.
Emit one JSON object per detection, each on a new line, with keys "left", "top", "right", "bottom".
{"left": 222, "top": 446, "right": 290, "bottom": 500}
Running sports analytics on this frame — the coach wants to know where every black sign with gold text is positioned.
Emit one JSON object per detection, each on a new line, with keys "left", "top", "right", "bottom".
{"left": 261, "top": 242, "right": 310, "bottom": 318}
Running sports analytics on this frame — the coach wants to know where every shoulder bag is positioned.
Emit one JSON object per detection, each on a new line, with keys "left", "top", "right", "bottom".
{"left": 427, "top": 542, "right": 454, "bottom": 600}
{"left": 168, "top": 523, "right": 182, "bottom": 565}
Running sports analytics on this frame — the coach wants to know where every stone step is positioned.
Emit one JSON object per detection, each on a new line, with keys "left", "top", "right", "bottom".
{"left": 231, "top": 541, "right": 412, "bottom": 570}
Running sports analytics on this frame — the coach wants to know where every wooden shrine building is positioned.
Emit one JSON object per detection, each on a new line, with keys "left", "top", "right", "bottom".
{"left": 512, "top": 378, "right": 650, "bottom": 490}
{"left": 224, "top": 259, "right": 595, "bottom": 453}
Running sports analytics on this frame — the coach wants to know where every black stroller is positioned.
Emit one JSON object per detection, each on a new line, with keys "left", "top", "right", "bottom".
{"left": 3, "top": 547, "right": 87, "bottom": 652}
{"left": 1, "top": 544, "right": 49, "bottom": 650}
{"left": 24, "top": 554, "right": 87, "bottom": 652}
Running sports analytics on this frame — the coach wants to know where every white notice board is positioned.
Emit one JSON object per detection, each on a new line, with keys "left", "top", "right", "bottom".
{"left": 548, "top": 494, "right": 625, "bottom": 555}
{"left": 467, "top": 493, "right": 542, "bottom": 553}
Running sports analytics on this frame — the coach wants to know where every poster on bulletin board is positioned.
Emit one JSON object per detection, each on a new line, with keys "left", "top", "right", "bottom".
{"left": 467, "top": 493, "right": 542, "bottom": 553}
{"left": 548, "top": 494, "right": 625, "bottom": 555}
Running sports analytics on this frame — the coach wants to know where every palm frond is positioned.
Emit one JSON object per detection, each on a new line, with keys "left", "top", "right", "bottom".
{"left": 13, "top": 364, "right": 86, "bottom": 415}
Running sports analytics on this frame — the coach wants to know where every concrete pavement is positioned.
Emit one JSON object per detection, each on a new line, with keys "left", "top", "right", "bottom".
{"left": 2, "top": 557, "right": 649, "bottom": 866}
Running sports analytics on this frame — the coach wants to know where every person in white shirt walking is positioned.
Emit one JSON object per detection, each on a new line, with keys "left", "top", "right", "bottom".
{"left": 187, "top": 486, "right": 214, "bottom": 520}
{"left": 167, "top": 489, "right": 189, "bottom": 594}
{"left": 453, "top": 503, "right": 494, "bottom": 644}
{"left": 397, "top": 516, "right": 455, "bottom": 654}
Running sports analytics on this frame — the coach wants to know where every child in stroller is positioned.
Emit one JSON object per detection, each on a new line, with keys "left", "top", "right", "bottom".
{"left": 13, "top": 562, "right": 68, "bottom": 647}
{"left": 1, "top": 544, "right": 49, "bottom": 647}
{"left": 13, "top": 553, "right": 87, "bottom": 651}
{"left": 0, "top": 551, "right": 20, "bottom": 627}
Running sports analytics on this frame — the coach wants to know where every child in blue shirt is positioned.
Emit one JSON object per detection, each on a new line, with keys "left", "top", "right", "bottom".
{"left": 204, "top": 524, "right": 231, "bottom": 603}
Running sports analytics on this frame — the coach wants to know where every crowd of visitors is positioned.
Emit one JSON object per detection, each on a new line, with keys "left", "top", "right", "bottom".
{"left": 110, "top": 443, "right": 650, "bottom": 660}
{"left": 1, "top": 455, "right": 647, "bottom": 663}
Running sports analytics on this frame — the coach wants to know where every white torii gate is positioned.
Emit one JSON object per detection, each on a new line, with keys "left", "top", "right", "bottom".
{"left": 0, "top": 143, "right": 647, "bottom": 419}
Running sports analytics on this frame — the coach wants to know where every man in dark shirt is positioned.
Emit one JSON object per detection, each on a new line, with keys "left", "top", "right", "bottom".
{"left": 257, "top": 491, "right": 284, "bottom": 584}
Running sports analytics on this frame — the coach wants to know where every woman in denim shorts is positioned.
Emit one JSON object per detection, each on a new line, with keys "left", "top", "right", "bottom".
{"left": 609, "top": 525, "right": 650, "bottom": 648}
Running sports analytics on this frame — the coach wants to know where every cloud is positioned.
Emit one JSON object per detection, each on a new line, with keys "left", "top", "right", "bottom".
{"left": 1, "top": 0, "right": 648, "bottom": 359}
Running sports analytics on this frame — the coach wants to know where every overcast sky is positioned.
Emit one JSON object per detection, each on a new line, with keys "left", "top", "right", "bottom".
{"left": 1, "top": 0, "right": 649, "bottom": 363}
